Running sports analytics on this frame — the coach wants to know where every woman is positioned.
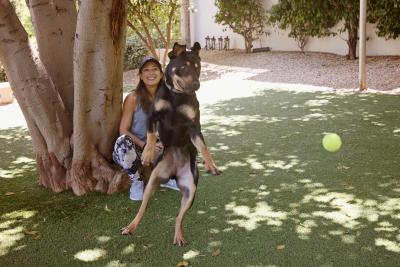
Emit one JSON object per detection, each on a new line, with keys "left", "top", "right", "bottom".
{"left": 113, "top": 56, "right": 178, "bottom": 201}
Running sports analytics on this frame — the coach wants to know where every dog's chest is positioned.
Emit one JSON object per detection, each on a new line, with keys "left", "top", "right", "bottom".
{"left": 176, "top": 103, "right": 197, "bottom": 121}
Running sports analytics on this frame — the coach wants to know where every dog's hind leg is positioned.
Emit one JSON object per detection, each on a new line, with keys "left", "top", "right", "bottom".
{"left": 121, "top": 159, "right": 172, "bottom": 236}
{"left": 173, "top": 162, "right": 198, "bottom": 246}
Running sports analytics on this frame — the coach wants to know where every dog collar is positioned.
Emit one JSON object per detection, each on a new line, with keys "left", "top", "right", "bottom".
{"left": 165, "top": 82, "right": 173, "bottom": 91}
{"left": 166, "top": 82, "right": 184, "bottom": 94}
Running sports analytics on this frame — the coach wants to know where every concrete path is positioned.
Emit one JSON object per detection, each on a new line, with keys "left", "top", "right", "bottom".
{"left": 2, "top": 62, "right": 400, "bottom": 130}
{"left": 0, "top": 100, "right": 26, "bottom": 130}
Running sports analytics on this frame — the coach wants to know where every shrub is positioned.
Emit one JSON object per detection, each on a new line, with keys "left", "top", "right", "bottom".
{"left": 124, "top": 36, "right": 148, "bottom": 70}
{"left": 0, "top": 64, "right": 7, "bottom": 82}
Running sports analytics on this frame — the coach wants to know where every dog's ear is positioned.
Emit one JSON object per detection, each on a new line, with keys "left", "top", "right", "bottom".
{"left": 168, "top": 42, "right": 187, "bottom": 59}
{"left": 191, "top": 42, "right": 201, "bottom": 55}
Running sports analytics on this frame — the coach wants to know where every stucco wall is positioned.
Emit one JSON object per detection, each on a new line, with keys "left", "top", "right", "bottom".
{"left": 191, "top": 0, "right": 400, "bottom": 56}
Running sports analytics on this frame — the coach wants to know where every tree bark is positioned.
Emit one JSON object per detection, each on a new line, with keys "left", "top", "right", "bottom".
{"left": 347, "top": 21, "right": 358, "bottom": 60}
{"left": 71, "top": 0, "right": 128, "bottom": 195}
{"left": 0, "top": 0, "right": 130, "bottom": 195}
{"left": 162, "top": 2, "right": 178, "bottom": 68}
{"left": 180, "top": 0, "right": 191, "bottom": 46}
{"left": 27, "top": 0, "right": 77, "bottom": 118}
{"left": 244, "top": 35, "right": 253, "bottom": 53}
{"left": 0, "top": 0, "right": 72, "bottom": 191}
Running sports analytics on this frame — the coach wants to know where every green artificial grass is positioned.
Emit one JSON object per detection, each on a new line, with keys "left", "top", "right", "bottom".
{"left": 1, "top": 90, "right": 400, "bottom": 266}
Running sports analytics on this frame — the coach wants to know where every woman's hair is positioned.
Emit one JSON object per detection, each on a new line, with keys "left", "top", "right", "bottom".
{"left": 134, "top": 64, "right": 163, "bottom": 113}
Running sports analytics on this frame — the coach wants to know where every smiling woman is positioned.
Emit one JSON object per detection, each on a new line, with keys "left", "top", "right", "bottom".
{"left": 112, "top": 56, "right": 179, "bottom": 201}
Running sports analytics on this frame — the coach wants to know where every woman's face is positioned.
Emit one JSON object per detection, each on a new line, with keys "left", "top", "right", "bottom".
{"left": 139, "top": 62, "right": 162, "bottom": 88}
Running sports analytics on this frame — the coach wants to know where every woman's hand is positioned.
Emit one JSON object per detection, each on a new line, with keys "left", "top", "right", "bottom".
{"left": 141, "top": 133, "right": 157, "bottom": 166}
{"left": 155, "top": 142, "right": 164, "bottom": 152}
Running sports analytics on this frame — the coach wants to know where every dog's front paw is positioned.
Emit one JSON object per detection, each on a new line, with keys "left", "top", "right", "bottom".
{"left": 141, "top": 144, "right": 156, "bottom": 166}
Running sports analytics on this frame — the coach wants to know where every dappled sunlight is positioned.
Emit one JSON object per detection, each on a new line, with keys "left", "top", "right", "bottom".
{"left": 265, "top": 156, "right": 300, "bottom": 171}
{"left": 295, "top": 182, "right": 400, "bottom": 253}
{"left": 0, "top": 156, "right": 36, "bottom": 179}
{"left": 304, "top": 99, "right": 331, "bottom": 107}
{"left": 0, "top": 226, "right": 25, "bottom": 256}
{"left": 74, "top": 248, "right": 107, "bottom": 262}
{"left": 201, "top": 62, "right": 269, "bottom": 83}
{"left": 218, "top": 154, "right": 305, "bottom": 177}
{"left": 0, "top": 161, "right": 36, "bottom": 179}
{"left": 222, "top": 168, "right": 400, "bottom": 255}
{"left": 225, "top": 201, "right": 288, "bottom": 231}
{"left": 1, "top": 77, "right": 399, "bottom": 266}
{"left": 202, "top": 114, "right": 270, "bottom": 127}
{"left": 246, "top": 158, "right": 264, "bottom": 170}
{"left": 375, "top": 238, "right": 400, "bottom": 253}
{"left": 293, "top": 112, "right": 333, "bottom": 122}
{"left": 97, "top": 235, "right": 112, "bottom": 243}
{"left": 0, "top": 128, "right": 30, "bottom": 141}
{"left": 208, "top": 240, "right": 222, "bottom": 247}
{"left": 104, "top": 260, "right": 128, "bottom": 267}
{"left": 0, "top": 127, "right": 35, "bottom": 180}
{"left": 199, "top": 61, "right": 370, "bottom": 108}
{"left": 11, "top": 156, "right": 35, "bottom": 165}
{"left": 0, "top": 209, "right": 37, "bottom": 256}
{"left": 303, "top": 190, "right": 379, "bottom": 227}
{"left": 121, "top": 244, "right": 135, "bottom": 255}
{"left": 203, "top": 124, "right": 242, "bottom": 137}
{"left": 183, "top": 250, "right": 200, "bottom": 260}
{"left": 201, "top": 113, "right": 285, "bottom": 137}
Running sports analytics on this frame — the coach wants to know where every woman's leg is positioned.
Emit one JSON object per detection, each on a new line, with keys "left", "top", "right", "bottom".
{"left": 112, "top": 134, "right": 142, "bottom": 176}
{"left": 113, "top": 135, "right": 144, "bottom": 200}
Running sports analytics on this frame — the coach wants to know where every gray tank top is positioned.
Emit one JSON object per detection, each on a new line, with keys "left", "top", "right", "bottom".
{"left": 130, "top": 103, "right": 147, "bottom": 142}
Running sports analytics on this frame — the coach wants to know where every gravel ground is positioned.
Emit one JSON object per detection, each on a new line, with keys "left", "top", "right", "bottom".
{"left": 125, "top": 50, "right": 400, "bottom": 93}
{"left": 200, "top": 50, "right": 400, "bottom": 92}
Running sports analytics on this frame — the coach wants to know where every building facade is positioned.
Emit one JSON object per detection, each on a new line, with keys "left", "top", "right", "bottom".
{"left": 190, "top": 0, "right": 400, "bottom": 56}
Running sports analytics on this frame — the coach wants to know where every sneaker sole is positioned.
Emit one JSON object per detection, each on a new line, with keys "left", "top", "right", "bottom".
{"left": 160, "top": 184, "right": 180, "bottom": 191}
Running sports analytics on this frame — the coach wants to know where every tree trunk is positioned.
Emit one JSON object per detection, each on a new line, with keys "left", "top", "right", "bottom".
{"left": 0, "top": 1, "right": 72, "bottom": 180}
{"left": 27, "top": 0, "right": 77, "bottom": 117}
{"left": 347, "top": 22, "right": 358, "bottom": 60}
{"left": 162, "top": 3, "right": 178, "bottom": 68}
{"left": 71, "top": 0, "right": 128, "bottom": 195}
{"left": 0, "top": 0, "right": 130, "bottom": 195}
{"left": 180, "top": 0, "right": 191, "bottom": 46}
{"left": 244, "top": 36, "right": 253, "bottom": 53}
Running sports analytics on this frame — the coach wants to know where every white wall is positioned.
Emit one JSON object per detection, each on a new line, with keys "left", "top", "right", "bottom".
{"left": 191, "top": 0, "right": 244, "bottom": 49}
{"left": 191, "top": 0, "right": 400, "bottom": 56}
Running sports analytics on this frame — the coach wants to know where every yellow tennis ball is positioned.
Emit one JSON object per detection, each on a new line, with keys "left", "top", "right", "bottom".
{"left": 322, "top": 133, "right": 342, "bottom": 152}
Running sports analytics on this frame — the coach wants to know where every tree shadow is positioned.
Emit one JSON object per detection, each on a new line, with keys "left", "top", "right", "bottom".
{"left": 192, "top": 90, "right": 400, "bottom": 266}
{"left": 1, "top": 90, "right": 400, "bottom": 266}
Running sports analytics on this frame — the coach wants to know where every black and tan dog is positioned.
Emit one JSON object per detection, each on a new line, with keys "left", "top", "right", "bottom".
{"left": 121, "top": 42, "right": 220, "bottom": 246}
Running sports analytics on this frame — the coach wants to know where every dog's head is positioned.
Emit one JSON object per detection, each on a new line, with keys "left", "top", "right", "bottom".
{"left": 166, "top": 42, "right": 201, "bottom": 94}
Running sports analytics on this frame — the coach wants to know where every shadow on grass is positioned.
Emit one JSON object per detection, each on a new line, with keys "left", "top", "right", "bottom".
{"left": 1, "top": 90, "right": 400, "bottom": 266}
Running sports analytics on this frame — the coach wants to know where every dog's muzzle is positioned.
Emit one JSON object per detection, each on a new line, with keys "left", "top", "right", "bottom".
{"left": 192, "top": 81, "right": 200, "bottom": 91}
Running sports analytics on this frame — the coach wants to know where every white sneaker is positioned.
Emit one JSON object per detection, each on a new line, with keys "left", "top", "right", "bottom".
{"left": 129, "top": 174, "right": 144, "bottom": 201}
{"left": 160, "top": 179, "right": 180, "bottom": 191}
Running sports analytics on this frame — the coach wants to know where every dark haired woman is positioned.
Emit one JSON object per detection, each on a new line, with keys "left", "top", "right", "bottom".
{"left": 112, "top": 56, "right": 178, "bottom": 201}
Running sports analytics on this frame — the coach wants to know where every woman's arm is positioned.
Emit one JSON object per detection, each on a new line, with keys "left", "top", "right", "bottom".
{"left": 119, "top": 93, "right": 146, "bottom": 149}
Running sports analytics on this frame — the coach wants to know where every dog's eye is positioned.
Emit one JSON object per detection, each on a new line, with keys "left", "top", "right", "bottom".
{"left": 186, "top": 61, "right": 191, "bottom": 66}
{"left": 194, "top": 63, "right": 199, "bottom": 68}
